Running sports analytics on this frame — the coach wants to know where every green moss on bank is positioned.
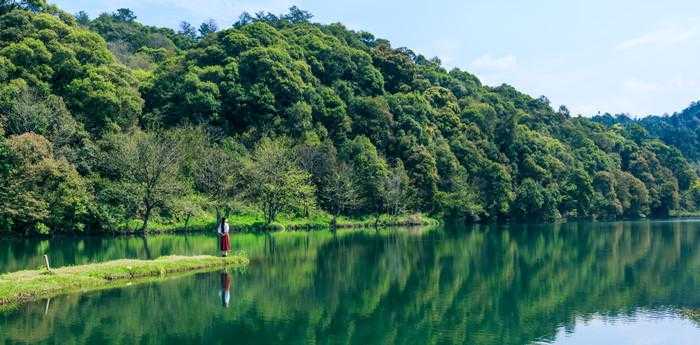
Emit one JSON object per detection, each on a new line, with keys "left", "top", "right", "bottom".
{"left": 0, "top": 255, "right": 248, "bottom": 312}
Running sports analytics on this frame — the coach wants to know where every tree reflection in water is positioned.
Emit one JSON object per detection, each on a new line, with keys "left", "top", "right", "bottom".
{"left": 1, "top": 220, "right": 698, "bottom": 345}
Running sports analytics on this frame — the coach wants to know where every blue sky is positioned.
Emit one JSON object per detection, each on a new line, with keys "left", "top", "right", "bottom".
{"left": 53, "top": 0, "right": 700, "bottom": 116}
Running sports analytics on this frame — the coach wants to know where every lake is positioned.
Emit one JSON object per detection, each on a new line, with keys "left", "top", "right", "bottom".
{"left": 0, "top": 220, "right": 698, "bottom": 344}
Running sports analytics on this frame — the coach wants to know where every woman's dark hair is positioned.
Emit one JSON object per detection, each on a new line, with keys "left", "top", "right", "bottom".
{"left": 221, "top": 217, "right": 227, "bottom": 222}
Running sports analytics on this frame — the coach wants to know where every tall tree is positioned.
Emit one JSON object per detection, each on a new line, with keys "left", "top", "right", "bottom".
{"left": 198, "top": 19, "right": 218, "bottom": 37}
{"left": 383, "top": 160, "right": 416, "bottom": 216}
{"left": 194, "top": 144, "right": 239, "bottom": 219}
{"left": 241, "top": 137, "right": 315, "bottom": 224}
{"left": 114, "top": 8, "right": 136, "bottom": 22}
{"left": 321, "top": 162, "right": 360, "bottom": 226}
{"left": 74, "top": 10, "right": 90, "bottom": 26}
{"left": 178, "top": 21, "right": 197, "bottom": 39}
{"left": 106, "top": 128, "right": 190, "bottom": 232}
{"left": 344, "top": 136, "right": 389, "bottom": 224}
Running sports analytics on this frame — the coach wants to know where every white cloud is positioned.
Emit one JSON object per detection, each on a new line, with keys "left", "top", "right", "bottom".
{"left": 615, "top": 21, "right": 699, "bottom": 51}
{"left": 470, "top": 54, "right": 517, "bottom": 72}
{"left": 623, "top": 79, "right": 660, "bottom": 93}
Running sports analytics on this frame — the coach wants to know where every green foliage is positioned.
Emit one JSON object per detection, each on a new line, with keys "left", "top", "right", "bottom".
{"left": 593, "top": 102, "right": 700, "bottom": 162}
{"left": 0, "top": 7, "right": 143, "bottom": 132}
{"left": 685, "top": 181, "right": 700, "bottom": 210}
{"left": 266, "top": 222, "right": 285, "bottom": 232}
{"left": 0, "top": 133, "right": 92, "bottom": 234}
{"left": 342, "top": 136, "right": 389, "bottom": 214}
{"left": 0, "top": 4, "right": 698, "bottom": 235}
{"left": 101, "top": 128, "right": 192, "bottom": 231}
{"left": 241, "top": 137, "right": 316, "bottom": 224}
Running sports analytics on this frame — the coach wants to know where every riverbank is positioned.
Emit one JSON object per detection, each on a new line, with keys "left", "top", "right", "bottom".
{"left": 120, "top": 212, "right": 439, "bottom": 235}
{"left": 0, "top": 255, "right": 248, "bottom": 312}
{"left": 670, "top": 210, "right": 700, "bottom": 218}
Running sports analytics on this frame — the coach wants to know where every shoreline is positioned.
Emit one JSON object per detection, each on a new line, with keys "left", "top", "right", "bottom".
{"left": 0, "top": 255, "right": 249, "bottom": 312}
{"left": 2, "top": 213, "right": 440, "bottom": 239}
{"left": 4, "top": 214, "right": 700, "bottom": 239}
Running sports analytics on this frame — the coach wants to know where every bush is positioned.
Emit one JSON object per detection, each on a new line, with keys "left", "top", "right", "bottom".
{"left": 266, "top": 222, "right": 285, "bottom": 232}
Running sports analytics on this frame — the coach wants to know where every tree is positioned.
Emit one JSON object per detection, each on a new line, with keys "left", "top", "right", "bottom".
{"left": 512, "top": 178, "right": 545, "bottom": 220}
{"left": 0, "top": 0, "right": 48, "bottom": 14}
{"left": 437, "top": 171, "right": 484, "bottom": 221}
{"left": 194, "top": 143, "right": 239, "bottom": 219}
{"left": 0, "top": 128, "right": 19, "bottom": 232}
{"left": 321, "top": 162, "right": 360, "bottom": 226}
{"left": 383, "top": 160, "right": 416, "bottom": 216}
{"left": 686, "top": 181, "right": 700, "bottom": 210}
{"left": 282, "top": 6, "right": 313, "bottom": 23}
{"left": 405, "top": 145, "right": 438, "bottom": 210}
{"left": 178, "top": 21, "right": 197, "bottom": 39}
{"left": 114, "top": 8, "right": 136, "bottom": 22}
{"left": 343, "top": 136, "right": 389, "bottom": 224}
{"left": 198, "top": 19, "right": 218, "bottom": 37}
{"left": 0, "top": 133, "right": 91, "bottom": 234}
{"left": 75, "top": 10, "right": 90, "bottom": 26}
{"left": 106, "top": 129, "right": 190, "bottom": 232}
{"left": 654, "top": 180, "right": 679, "bottom": 217}
{"left": 560, "top": 168, "right": 594, "bottom": 218}
{"left": 241, "top": 137, "right": 315, "bottom": 224}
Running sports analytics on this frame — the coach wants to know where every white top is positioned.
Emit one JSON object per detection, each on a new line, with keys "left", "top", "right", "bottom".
{"left": 219, "top": 290, "right": 230, "bottom": 307}
{"left": 217, "top": 222, "right": 230, "bottom": 235}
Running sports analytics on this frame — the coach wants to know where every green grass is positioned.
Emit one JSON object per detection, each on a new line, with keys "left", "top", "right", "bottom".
{"left": 0, "top": 254, "right": 248, "bottom": 312}
{"left": 119, "top": 211, "right": 439, "bottom": 234}
{"left": 670, "top": 210, "right": 700, "bottom": 218}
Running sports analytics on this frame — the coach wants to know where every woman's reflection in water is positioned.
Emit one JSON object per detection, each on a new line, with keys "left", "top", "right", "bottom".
{"left": 220, "top": 271, "right": 232, "bottom": 308}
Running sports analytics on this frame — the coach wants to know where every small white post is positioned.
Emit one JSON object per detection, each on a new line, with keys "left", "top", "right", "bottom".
{"left": 43, "top": 254, "right": 51, "bottom": 271}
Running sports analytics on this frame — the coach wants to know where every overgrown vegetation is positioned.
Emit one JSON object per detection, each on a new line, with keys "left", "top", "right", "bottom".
{"left": 0, "top": 1, "right": 698, "bottom": 235}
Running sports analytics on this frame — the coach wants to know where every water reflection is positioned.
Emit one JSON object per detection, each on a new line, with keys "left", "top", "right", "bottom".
{"left": 220, "top": 271, "right": 232, "bottom": 308}
{"left": 0, "top": 220, "right": 698, "bottom": 345}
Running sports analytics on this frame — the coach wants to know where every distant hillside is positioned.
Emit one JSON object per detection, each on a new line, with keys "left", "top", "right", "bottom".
{"left": 593, "top": 102, "right": 700, "bottom": 163}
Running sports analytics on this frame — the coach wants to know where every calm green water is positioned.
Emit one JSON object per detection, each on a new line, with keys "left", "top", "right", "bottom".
{"left": 1, "top": 220, "right": 699, "bottom": 345}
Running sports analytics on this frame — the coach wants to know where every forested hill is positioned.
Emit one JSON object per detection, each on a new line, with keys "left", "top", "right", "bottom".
{"left": 593, "top": 102, "right": 700, "bottom": 163}
{"left": 1, "top": 1, "right": 699, "bottom": 235}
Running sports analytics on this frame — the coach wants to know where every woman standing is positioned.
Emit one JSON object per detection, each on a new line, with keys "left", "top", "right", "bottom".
{"left": 217, "top": 217, "right": 231, "bottom": 257}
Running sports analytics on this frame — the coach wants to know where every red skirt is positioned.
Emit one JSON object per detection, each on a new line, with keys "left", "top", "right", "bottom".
{"left": 220, "top": 233, "right": 231, "bottom": 251}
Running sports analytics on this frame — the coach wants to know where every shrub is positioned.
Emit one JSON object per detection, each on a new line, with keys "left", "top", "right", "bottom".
{"left": 266, "top": 222, "right": 285, "bottom": 232}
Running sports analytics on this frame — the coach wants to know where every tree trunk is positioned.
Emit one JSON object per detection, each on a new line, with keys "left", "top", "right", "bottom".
{"left": 140, "top": 205, "right": 153, "bottom": 233}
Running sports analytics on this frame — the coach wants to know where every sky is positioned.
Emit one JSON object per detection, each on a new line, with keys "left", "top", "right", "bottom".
{"left": 52, "top": 0, "right": 700, "bottom": 117}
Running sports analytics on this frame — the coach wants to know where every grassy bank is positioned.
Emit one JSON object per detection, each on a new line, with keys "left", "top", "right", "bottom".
{"left": 670, "top": 210, "right": 700, "bottom": 218}
{"left": 120, "top": 212, "right": 439, "bottom": 234}
{"left": 0, "top": 255, "right": 248, "bottom": 312}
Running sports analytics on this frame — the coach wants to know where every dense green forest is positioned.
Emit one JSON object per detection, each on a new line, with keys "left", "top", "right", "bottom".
{"left": 593, "top": 102, "right": 700, "bottom": 163}
{"left": 1, "top": 0, "right": 699, "bottom": 235}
